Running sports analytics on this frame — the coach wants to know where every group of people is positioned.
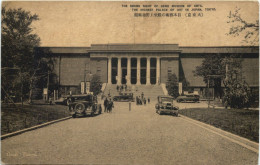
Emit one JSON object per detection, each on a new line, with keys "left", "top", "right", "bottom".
{"left": 116, "top": 85, "right": 128, "bottom": 92}
{"left": 103, "top": 97, "right": 114, "bottom": 113}
{"left": 136, "top": 92, "right": 150, "bottom": 105}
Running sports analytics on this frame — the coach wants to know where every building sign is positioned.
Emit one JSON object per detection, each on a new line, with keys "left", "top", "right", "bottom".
{"left": 43, "top": 88, "right": 48, "bottom": 95}
{"left": 178, "top": 82, "right": 182, "bottom": 95}
{"left": 86, "top": 82, "right": 90, "bottom": 93}
{"left": 81, "top": 82, "right": 85, "bottom": 94}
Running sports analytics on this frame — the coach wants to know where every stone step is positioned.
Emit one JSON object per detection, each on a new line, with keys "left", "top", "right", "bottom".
{"left": 103, "top": 84, "right": 165, "bottom": 100}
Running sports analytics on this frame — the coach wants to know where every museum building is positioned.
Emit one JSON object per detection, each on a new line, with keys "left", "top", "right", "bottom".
{"left": 44, "top": 44, "right": 259, "bottom": 95}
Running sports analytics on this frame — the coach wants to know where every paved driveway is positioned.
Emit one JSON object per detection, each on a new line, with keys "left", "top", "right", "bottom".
{"left": 1, "top": 101, "right": 258, "bottom": 164}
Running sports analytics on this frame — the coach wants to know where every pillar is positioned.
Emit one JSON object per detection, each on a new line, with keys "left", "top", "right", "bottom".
{"left": 107, "top": 57, "right": 112, "bottom": 84}
{"left": 136, "top": 57, "right": 141, "bottom": 85}
{"left": 156, "top": 57, "right": 160, "bottom": 85}
{"left": 117, "top": 57, "right": 122, "bottom": 85}
{"left": 127, "top": 57, "right": 131, "bottom": 85}
{"left": 146, "top": 57, "right": 151, "bottom": 85}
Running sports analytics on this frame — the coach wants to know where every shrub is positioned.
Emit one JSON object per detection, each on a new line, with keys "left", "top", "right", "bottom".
{"left": 166, "top": 73, "right": 179, "bottom": 98}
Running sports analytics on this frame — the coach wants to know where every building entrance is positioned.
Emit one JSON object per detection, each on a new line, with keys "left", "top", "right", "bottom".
{"left": 141, "top": 58, "right": 147, "bottom": 84}
{"left": 121, "top": 58, "right": 127, "bottom": 84}
{"left": 150, "top": 58, "right": 156, "bottom": 84}
{"left": 131, "top": 58, "right": 137, "bottom": 84}
{"left": 112, "top": 58, "right": 117, "bottom": 84}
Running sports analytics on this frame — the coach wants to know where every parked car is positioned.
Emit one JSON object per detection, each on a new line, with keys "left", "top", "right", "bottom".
{"left": 113, "top": 92, "right": 134, "bottom": 102}
{"left": 176, "top": 94, "right": 200, "bottom": 103}
{"left": 69, "top": 94, "right": 102, "bottom": 118}
{"left": 155, "top": 95, "right": 179, "bottom": 116}
{"left": 54, "top": 97, "right": 68, "bottom": 105}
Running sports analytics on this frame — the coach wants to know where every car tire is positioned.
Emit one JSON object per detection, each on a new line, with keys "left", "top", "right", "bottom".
{"left": 75, "top": 103, "right": 85, "bottom": 114}
{"left": 113, "top": 97, "right": 118, "bottom": 101}
{"left": 72, "top": 114, "right": 76, "bottom": 118}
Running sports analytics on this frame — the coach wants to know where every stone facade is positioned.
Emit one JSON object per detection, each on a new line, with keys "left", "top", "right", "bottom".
{"left": 42, "top": 44, "right": 259, "bottom": 95}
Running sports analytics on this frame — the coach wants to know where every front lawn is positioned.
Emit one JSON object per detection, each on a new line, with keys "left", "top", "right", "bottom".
{"left": 1, "top": 103, "right": 71, "bottom": 135}
{"left": 179, "top": 108, "right": 259, "bottom": 142}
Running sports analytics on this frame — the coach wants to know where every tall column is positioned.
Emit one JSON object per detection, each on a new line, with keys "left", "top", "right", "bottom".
{"left": 127, "top": 57, "right": 131, "bottom": 85}
{"left": 117, "top": 57, "right": 122, "bottom": 85}
{"left": 156, "top": 57, "right": 160, "bottom": 85}
{"left": 146, "top": 57, "right": 151, "bottom": 85}
{"left": 107, "top": 57, "right": 112, "bottom": 84}
{"left": 136, "top": 57, "right": 141, "bottom": 85}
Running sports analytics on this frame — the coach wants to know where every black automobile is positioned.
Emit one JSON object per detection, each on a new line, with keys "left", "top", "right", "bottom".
{"left": 155, "top": 95, "right": 179, "bottom": 116}
{"left": 69, "top": 94, "right": 102, "bottom": 118}
{"left": 176, "top": 94, "right": 200, "bottom": 103}
{"left": 113, "top": 92, "right": 134, "bottom": 102}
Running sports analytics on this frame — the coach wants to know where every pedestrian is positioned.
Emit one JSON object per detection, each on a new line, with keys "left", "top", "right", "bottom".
{"left": 68, "top": 97, "right": 73, "bottom": 111}
{"left": 116, "top": 85, "right": 119, "bottom": 92}
{"left": 144, "top": 98, "right": 146, "bottom": 105}
{"left": 148, "top": 97, "right": 150, "bottom": 104}
{"left": 104, "top": 97, "right": 108, "bottom": 113}
{"left": 107, "top": 99, "right": 114, "bottom": 113}
{"left": 141, "top": 92, "right": 144, "bottom": 100}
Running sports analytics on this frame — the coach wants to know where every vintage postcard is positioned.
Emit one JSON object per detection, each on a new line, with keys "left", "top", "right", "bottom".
{"left": 1, "top": 1, "right": 259, "bottom": 164}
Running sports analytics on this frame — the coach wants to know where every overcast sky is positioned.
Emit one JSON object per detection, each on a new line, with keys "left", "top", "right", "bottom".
{"left": 4, "top": 1, "right": 259, "bottom": 47}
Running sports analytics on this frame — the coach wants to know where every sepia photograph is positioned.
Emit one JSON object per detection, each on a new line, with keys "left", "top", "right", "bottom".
{"left": 1, "top": 1, "right": 259, "bottom": 164}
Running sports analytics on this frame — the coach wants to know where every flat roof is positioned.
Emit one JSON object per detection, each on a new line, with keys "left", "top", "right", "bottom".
{"left": 38, "top": 44, "right": 259, "bottom": 54}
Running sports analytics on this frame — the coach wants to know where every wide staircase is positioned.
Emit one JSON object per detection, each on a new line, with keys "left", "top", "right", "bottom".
{"left": 103, "top": 84, "right": 165, "bottom": 101}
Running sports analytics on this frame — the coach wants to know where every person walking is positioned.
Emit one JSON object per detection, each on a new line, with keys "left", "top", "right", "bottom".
{"left": 107, "top": 99, "right": 114, "bottom": 113}
{"left": 104, "top": 98, "right": 108, "bottom": 113}
{"left": 141, "top": 92, "right": 144, "bottom": 100}
{"left": 148, "top": 97, "right": 150, "bottom": 104}
{"left": 144, "top": 98, "right": 146, "bottom": 105}
{"left": 68, "top": 97, "right": 73, "bottom": 111}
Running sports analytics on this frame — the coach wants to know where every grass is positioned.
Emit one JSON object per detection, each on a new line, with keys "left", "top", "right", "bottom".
{"left": 179, "top": 108, "right": 259, "bottom": 142}
{"left": 1, "top": 103, "right": 71, "bottom": 135}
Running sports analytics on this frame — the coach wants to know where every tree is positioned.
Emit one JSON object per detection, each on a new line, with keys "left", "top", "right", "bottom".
{"left": 90, "top": 74, "right": 102, "bottom": 96}
{"left": 227, "top": 7, "right": 259, "bottom": 45}
{"left": 166, "top": 73, "right": 179, "bottom": 98}
{"left": 193, "top": 54, "right": 225, "bottom": 98}
{"left": 1, "top": 7, "right": 55, "bottom": 103}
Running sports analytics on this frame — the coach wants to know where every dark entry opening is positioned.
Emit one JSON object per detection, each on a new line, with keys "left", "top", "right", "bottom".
{"left": 121, "top": 58, "right": 127, "bottom": 84}
{"left": 141, "top": 58, "right": 147, "bottom": 84}
{"left": 131, "top": 58, "right": 137, "bottom": 84}
{"left": 150, "top": 58, "right": 156, "bottom": 84}
{"left": 112, "top": 58, "right": 117, "bottom": 84}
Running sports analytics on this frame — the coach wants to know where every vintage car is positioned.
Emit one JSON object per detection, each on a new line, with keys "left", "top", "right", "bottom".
{"left": 54, "top": 97, "right": 68, "bottom": 105}
{"left": 113, "top": 92, "right": 134, "bottom": 102}
{"left": 69, "top": 94, "right": 102, "bottom": 118}
{"left": 176, "top": 94, "right": 200, "bottom": 103}
{"left": 155, "top": 95, "right": 179, "bottom": 116}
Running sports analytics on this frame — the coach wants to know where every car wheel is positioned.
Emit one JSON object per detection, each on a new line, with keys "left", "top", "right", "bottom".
{"left": 75, "top": 103, "right": 85, "bottom": 114}
{"left": 113, "top": 97, "right": 117, "bottom": 101}
{"left": 72, "top": 114, "right": 76, "bottom": 118}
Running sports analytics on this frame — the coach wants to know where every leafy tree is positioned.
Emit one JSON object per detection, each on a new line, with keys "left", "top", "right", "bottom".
{"left": 193, "top": 54, "right": 225, "bottom": 98}
{"left": 227, "top": 7, "right": 259, "bottom": 45}
{"left": 90, "top": 74, "right": 102, "bottom": 96}
{"left": 222, "top": 56, "right": 252, "bottom": 108}
{"left": 1, "top": 7, "right": 55, "bottom": 103}
{"left": 166, "top": 73, "right": 179, "bottom": 98}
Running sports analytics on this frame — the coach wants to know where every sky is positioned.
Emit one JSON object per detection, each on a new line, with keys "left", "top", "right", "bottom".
{"left": 3, "top": 1, "right": 259, "bottom": 47}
